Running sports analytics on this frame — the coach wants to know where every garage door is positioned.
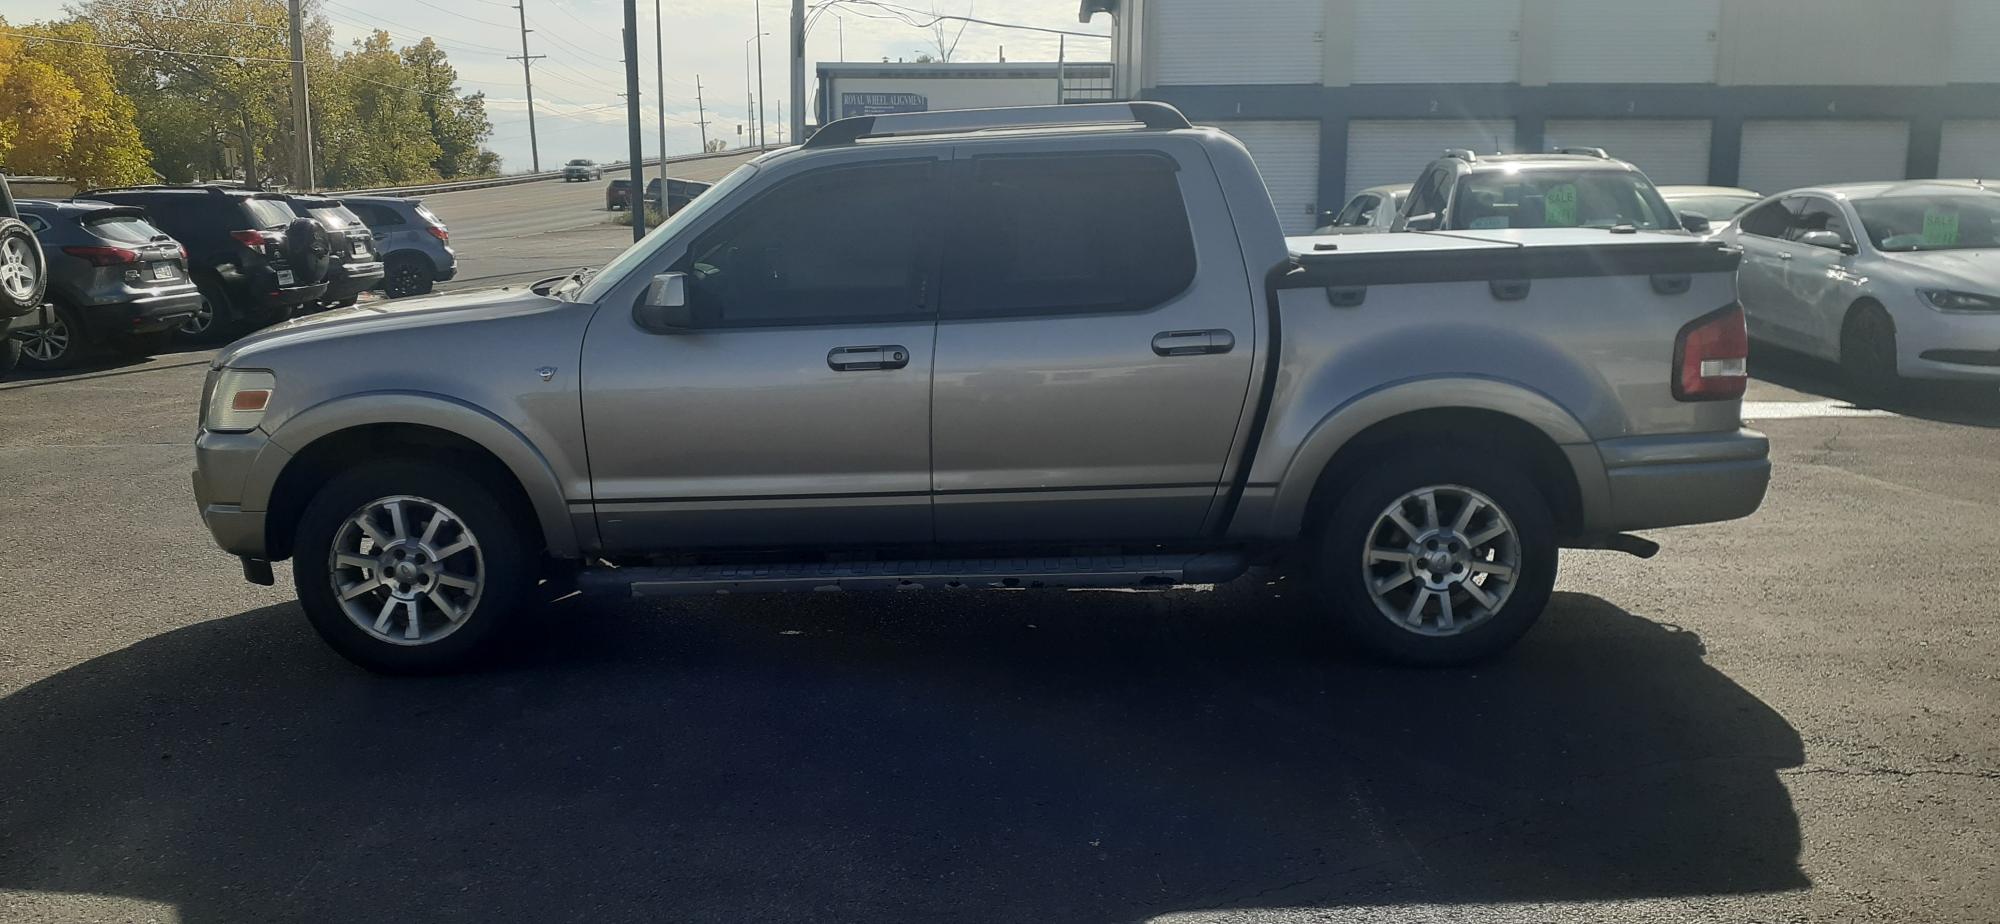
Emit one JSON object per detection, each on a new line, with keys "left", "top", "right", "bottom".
{"left": 1152, "top": 0, "right": 1324, "bottom": 86}
{"left": 1352, "top": 0, "right": 1521, "bottom": 84}
{"left": 1940, "top": 121, "right": 2000, "bottom": 178}
{"left": 1345, "top": 120, "right": 1515, "bottom": 199}
{"left": 1215, "top": 121, "right": 1322, "bottom": 234}
{"left": 1543, "top": 120, "right": 1712, "bottom": 185}
{"left": 1950, "top": 0, "right": 2000, "bottom": 83}
{"left": 1739, "top": 121, "right": 1908, "bottom": 195}
{"left": 1544, "top": 0, "right": 1721, "bottom": 83}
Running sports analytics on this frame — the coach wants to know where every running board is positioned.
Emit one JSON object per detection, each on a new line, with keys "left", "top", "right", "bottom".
{"left": 576, "top": 552, "right": 1249, "bottom": 599}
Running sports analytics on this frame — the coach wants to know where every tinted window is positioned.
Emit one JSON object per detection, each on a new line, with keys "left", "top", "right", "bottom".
{"left": 20, "top": 213, "right": 48, "bottom": 232}
{"left": 85, "top": 214, "right": 167, "bottom": 243}
{"left": 1406, "top": 168, "right": 1449, "bottom": 221}
{"left": 1787, "top": 196, "right": 1854, "bottom": 247}
{"left": 351, "top": 203, "right": 405, "bottom": 227}
{"left": 1335, "top": 194, "right": 1378, "bottom": 227}
{"left": 945, "top": 153, "right": 1196, "bottom": 318}
{"left": 307, "top": 205, "right": 365, "bottom": 229}
{"left": 1738, "top": 199, "right": 1795, "bottom": 238}
{"left": 1669, "top": 194, "right": 1759, "bottom": 222}
{"left": 678, "top": 160, "right": 935, "bottom": 326}
{"left": 1854, "top": 194, "right": 2000, "bottom": 252}
{"left": 1449, "top": 169, "right": 1673, "bottom": 230}
{"left": 242, "top": 198, "right": 295, "bottom": 229}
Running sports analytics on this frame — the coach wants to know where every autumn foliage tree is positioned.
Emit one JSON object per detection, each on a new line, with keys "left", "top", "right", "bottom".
{"left": 0, "top": 18, "right": 152, "bottom": 186}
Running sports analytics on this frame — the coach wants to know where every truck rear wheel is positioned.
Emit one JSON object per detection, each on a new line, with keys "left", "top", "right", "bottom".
{"left": 292, "top": 460, "right": 535, "bottom": 674}
{"left": 1310, "top": 451, "right": 1558, "bottom": 666}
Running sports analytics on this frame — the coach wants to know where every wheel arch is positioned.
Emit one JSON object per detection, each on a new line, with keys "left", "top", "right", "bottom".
{"left": 259, "top": 394, "right": 582, "bottom": 561}
{"left": 1264, "top": 380, "right": 1600, "bottom": 543}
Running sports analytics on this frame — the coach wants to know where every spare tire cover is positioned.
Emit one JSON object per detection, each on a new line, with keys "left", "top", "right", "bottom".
{"left": 0, "top": 217, "right": 48, "bottom": 318}
{"left": 284, "top": 217, "right": 334, "bottom": 286}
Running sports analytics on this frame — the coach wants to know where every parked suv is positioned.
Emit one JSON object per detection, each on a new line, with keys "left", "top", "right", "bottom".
{"left": 563, "top": 159, "right": 603, "bottom": 181}
{"left": 605, "top": 177, "right": 634, "bottom": 211}
{"left": 82, "top": 186, "right": 332, "bottom": 340}
{"left": 1395, "top": 148, "right": 1699, "bottom": 234}
{"left": 191, "top": 103, "right": 1767, "bottom": 674}
{"left": 343, "top": 196, "right": 457, "bottom": 299}
{"left": 281, "top": 195, "right": 386, "bottom": 309}
{"left": 644, "top": 177, "right": 713, "bottom": 215}
{"left": 10, "top": 199, "right": 199, "bottom": 368}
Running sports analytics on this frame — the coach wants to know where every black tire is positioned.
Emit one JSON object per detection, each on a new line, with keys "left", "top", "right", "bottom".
{"left": 13, "top": 301, "right": 87, "bottom": 370}
{"left": 383, "top": 256, "right": 434, "bottom": 298}
{"left": 0, "top": 217, "right": 48, "bottom": 317}
{"left": 1841, "top": 301, "right": 1902, "bottom": 402}
{"left": 293, "top": 460, "right": 536, "bottom": 674}
{"left": 1308, "top": 447, "right": 1559, "bottom": 666}
{"left": 283, "top": 217, "right": 334, "bottom": 286}
{"left": 177, "top": 278, "right": 229, "bottom": 344}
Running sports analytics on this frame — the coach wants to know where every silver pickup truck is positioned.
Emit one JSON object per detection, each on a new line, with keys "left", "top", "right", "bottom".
{"left": 191, "top": 103, "right": 1769, "bottom": 673}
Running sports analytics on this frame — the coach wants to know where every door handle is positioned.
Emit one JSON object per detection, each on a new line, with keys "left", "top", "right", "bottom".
{"left": 828, "top": 345, "right": 909, "bottom": 371}
{"left": 1152, "top": 329, "right": 1236, "bottom": 356}
{"left": 1778, "top": 251, "right": 1793, "bottom": 260}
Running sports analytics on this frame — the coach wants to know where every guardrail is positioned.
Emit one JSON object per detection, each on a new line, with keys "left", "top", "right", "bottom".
{"left": 334, "top": 146, "right": 775, "bottom": 198}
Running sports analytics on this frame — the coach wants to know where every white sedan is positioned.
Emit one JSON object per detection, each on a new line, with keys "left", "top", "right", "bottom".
{"left": 1721, "top": 180, "right": 2000, "bottom": 390}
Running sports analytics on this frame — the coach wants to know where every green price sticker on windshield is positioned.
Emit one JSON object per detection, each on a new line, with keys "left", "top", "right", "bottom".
{"left": 1544, "top": 184, "right": 1578, "bottom": 227}
{"left": 1924, "top": 208, "right": 1961, "bottom": 246}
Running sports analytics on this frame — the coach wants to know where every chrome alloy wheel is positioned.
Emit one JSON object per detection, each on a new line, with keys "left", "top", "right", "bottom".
{"left": 17, "top": 312, "right": 69, "bottom": 362}
{"left": 1361, "top": 484, "right": 1522, "bottom": 637}
{"left": 0, "top": 236, "right": 37, "bottom": 303}
{"left": 180, "top": 292, "right": 216, "bottom": 335}
{"left": 328, "top": 495, "right": 485, "bottom": 646}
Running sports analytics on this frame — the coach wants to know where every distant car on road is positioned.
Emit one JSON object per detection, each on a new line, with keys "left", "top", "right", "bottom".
{"left": 81, "top": 185, "right": 332, "bottom": 341}
{"left": 563, "top": 159, "right": 603, "bottom": 182}
{"left": 1660, "top": 185, "right": 1762, "bottom": 227}
{"left": 1396, "top": 148, "right": 1697, "bottom": 234}
{"left": 644, "top": 177, "right": 714, "bottom": 215}
{"left": 280, "top": 195, "right": 386, "bottom": 310}
{"left": 1723, "top": 180, "right": 2000, "bottom": 392}
{"left": 605, "top": 177, "right": 633, "bottom": 211}
{"left": 342, "top": 196, "right": 457, "bottom": 299}
{"left": 9, "top": 199, "right": 198, "bottom": 368}
{"left": 1312, "top": 184, "right": 1410, "bottom": 235}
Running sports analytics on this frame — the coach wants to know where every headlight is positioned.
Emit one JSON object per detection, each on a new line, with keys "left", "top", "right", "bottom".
{"left": 1919, "top": 289, "right": 2000, "bottom": 312}
{"left": 203, "top": 368, "right": 276, "bottom": 433}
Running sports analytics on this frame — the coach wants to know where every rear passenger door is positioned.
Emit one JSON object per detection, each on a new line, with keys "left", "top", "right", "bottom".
{"left": 1732, "top": 197, "right": 1804, "bottom": 347}
{"left": 928, "top": 140, "right": 1258, "bottom": 543}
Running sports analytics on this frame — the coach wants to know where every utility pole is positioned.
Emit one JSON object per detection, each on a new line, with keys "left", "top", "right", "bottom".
{"left": 754, "top": 0, "right": 767, "bottom": 149}
{"left": 789, "top": 0, "right": 805, "bottom": 143}
{"left": 623, "top": 0, "right": 646, "bottom": 240}
{"left": 510, "top": 1, "right": 547, "bottom": 172}
{"left": 744, "top": 36, "right": 758, "bottom": 149}
{"left": 654, "top": 0, "right": 667, "bottom": 189}
{"left": 695, "top": 76, "right": 711, "bottom": 150}
{"left": 286, "top": 0, "right": 313, "bottom": 190}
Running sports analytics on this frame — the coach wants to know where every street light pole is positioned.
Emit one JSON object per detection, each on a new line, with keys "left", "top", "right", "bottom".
{"left": 743, "top": 35, "right": 761, "bottom": 149}
{"left": 754, "top": 0, "right": 767, "bottom": 149}
{"left": 623, "top": 0, "right": 646, "bottom": 241}
{"left": 654, "top": 0, "right": 667, "bottom": 190}
{"left": 789, "top": 0, "right": 805, "bottom": 142}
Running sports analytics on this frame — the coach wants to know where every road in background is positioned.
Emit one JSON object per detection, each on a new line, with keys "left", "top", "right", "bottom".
{"left": 415, "top": 149, "right": 762, "bottom": 292}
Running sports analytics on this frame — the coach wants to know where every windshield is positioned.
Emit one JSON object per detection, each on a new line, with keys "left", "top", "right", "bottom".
{"left": 1450, "top": 169, "right": 1675, "bottom": 231}
{"left": 85, "top": 213, "right": 169, "bottom": 244}
{"left": 1854, "top": 194, "right": 2000, "bottom": 252}
{"left": 243, "top": 198, "right": 297, "bottom": 229}
{"left": 572, "top": 163, "right": 759, "bottom": 302}
{"left": 568, "top": 159, "right": 590, "bottom": 166}
{"left": 308, "top": 206, "right": 364, "bottom": 229}
{"left": 1670, "top": 195, "right": 1760, "bottom": 222}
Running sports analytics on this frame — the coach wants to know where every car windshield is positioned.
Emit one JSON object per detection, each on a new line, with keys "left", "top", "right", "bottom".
{"left": 243, "top": 198, "right": 297, "bottom": 229}
{"left": 1669, "top": 195, "right": 1760, "bottom": 222}
{"left": 1854, "top": 194, "right": 2000, "bottom": 252}
{"left": 572, "top": 163, "right": 759, "bottom": 302}
{"left": 84, "top": 213, "right": 168, "bottom": 244}
{"left": 568, "top": 160, "right": 590, "bottom": 166}
{"left": 308, "top": 206, "right": 364, "bottom": 229}
{"left": 1450, "top": 169, "right": 1675, "bottom": 231}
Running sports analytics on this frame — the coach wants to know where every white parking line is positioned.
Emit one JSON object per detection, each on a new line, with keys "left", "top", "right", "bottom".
{"left": 1741, "top": 400, "right": 1897, "bottom": 420}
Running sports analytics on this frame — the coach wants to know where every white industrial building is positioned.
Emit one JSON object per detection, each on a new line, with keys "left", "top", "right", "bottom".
{"left": 1080, "top": 0, "right": 2000, "bottom": 231}
{"left": 814, "top": 62, "right": 1113, "bottom": 125}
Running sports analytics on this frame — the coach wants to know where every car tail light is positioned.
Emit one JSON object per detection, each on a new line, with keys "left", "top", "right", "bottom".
{"left": 230, "top": 229, "right": 278, "bottom": 254}
{"left": 427, "top": 225, "right": 449, "bottom": 243}
{"left": 62, "top": 244, "right": 140, "bottom": 266}
{"left": 1673, "top": 304, "right": 1749, "bottom": 401}
{"left": 178, "top": 243, "right": 189, "bottom": 262}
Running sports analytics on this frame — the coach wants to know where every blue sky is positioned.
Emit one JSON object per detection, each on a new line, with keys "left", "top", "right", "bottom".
{"left": 0, "top": 0, "right": 1109, "bottom": 172}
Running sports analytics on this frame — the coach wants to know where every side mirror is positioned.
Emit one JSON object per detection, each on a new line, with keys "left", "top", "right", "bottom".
{"left": 1797, "top": 230, "right": 1855, "bottom": 254}
{"left": 1403, "top": 212, "right": 1440, "bottom": 232}
{"left": 633, "top": 272, "right": 695, "bottom": 332}
{"left": 1679, "top": 213, "right": 1712, "bottom": 234}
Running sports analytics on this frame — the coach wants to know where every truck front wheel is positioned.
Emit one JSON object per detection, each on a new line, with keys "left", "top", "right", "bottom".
{"left": 292, "top": 460, "right": 535, "bottom": 674}
{"left": 1310, "top": 452, "right": 1558, "bottom": 666}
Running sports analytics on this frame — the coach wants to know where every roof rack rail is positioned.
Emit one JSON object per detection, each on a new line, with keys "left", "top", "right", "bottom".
{"left": 803, "top": 101, "right": 1192, "bottom": 149}
{"left": 1555, "top": 146, "right": 1610, "bottom": 159}
{"left": 1443, "top": 149, "right": 1477, "bottom": 163}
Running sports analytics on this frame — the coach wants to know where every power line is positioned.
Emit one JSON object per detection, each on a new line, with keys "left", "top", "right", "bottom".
{"left": 404, "top": 0, "right": 515, "bottom": 29}
{"left": 91, "top": 1, "right": 289, "bottom": 33}
{"left": 0, "top": 28, "right": 298, "bottom": 64}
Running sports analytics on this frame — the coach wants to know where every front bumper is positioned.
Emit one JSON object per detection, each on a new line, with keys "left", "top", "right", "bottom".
{"left": 1591, "top": 428, "right": 1771, "bottom": 533}
{"left": 193, "top": 428, "right": 289, "bottom": 559}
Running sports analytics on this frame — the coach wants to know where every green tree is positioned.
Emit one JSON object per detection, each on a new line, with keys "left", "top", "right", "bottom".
{"left": 400, "top": 38, "right": 495, "bottom": 179}
{"left": 319, "top": 30, "right": 440, "bottom": 187}
{"left": 0, "top": 17, "right": 152, "bottom": 185}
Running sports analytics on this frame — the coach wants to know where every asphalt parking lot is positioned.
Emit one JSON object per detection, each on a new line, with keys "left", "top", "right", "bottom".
{"left": 2, "top": 178, "right": 1997, "bottom": 923}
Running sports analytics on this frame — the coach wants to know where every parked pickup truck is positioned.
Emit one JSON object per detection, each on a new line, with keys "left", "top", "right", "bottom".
{"left": 191, "top": 103, "right": 1770, "bottom": 673}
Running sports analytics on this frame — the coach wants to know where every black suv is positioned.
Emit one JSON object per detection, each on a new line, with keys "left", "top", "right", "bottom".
{"left": 80, "top": 186, "right": 334, "bottom": 340}
{"left": 10, "top": 199, "right": 199, "bottom": 368}
{"left": 279, "top": 195, "right": 385, "bottom": 309}
{"left": 1395, "top": 148, "right": 1697, "bottom": 234}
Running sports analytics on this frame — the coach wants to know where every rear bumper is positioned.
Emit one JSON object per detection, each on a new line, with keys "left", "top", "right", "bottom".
{"left": 78, "top": 289, "right": 202, "bottom": 336}
{"left": 4, "top": 307, "right": 47, "bottom": 334}
{"left": 320, "top": 263, "right": 386, "bottom": 303}
{"left": 1589, "top": 428, "right": 1770, "bottom": 533}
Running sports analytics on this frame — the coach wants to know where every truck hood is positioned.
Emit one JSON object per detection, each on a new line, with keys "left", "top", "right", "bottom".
{"left": 214, "top": 287, "right": 564, "bottom": 368}
{"left": 1879, "top": 248, "right": 2000, "bottom": 290}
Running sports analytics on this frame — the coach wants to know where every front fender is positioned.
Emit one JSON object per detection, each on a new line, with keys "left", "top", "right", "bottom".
{"left": 1252, "top": 376, "right": 1606, "bottom": 540}
{"left": 255, "top": 391, "right": 583, "bottom": 558}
